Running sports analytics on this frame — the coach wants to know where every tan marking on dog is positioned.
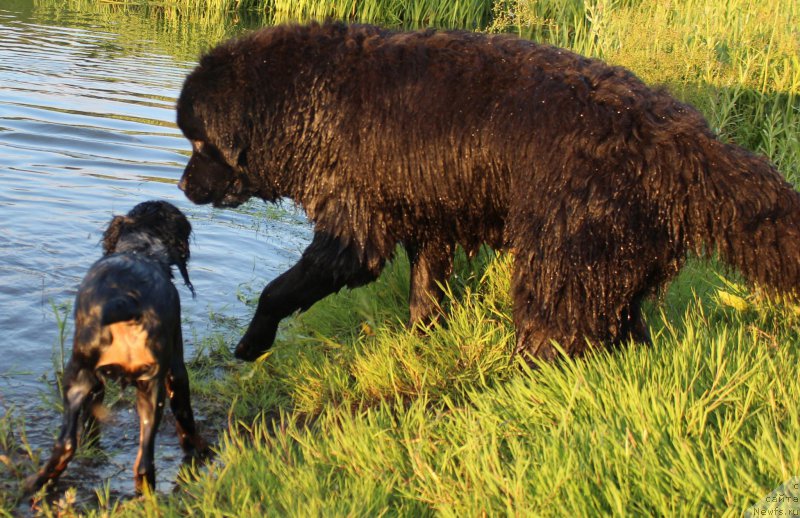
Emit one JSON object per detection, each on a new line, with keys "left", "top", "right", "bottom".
{"left": 98, "top": 321, "right": 156, "bottom": 374}
{"left": 91, "top": 403, "right": 110, "bottom": 421}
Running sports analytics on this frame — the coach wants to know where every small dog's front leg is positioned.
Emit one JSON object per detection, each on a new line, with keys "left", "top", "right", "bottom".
{"left": 23, "top": 363, "right": 100, "bottom": 494}
{"left": 78, "top": 382, "right": 105, "bottom": 447}
{"left": 133, "top": 378, "right": 165, "bottom": 493}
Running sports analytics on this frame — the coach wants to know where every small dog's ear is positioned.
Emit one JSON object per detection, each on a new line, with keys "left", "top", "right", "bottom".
{"left": 177, "top": 261, "right": 196, "bottom": 299}
{"left": 167, "top": 211, "right": 194, "bottom": 298}
{"left": 102, "top": 215, "right": 130, "bottom": 255}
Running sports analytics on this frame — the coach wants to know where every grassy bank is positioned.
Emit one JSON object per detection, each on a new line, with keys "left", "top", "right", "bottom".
{"left": 6, "top": 0, "right": 800, "bottom": 515}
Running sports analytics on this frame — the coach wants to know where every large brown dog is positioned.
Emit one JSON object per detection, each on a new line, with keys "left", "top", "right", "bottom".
{"left": 177, "top": 22, "right": 800, "bottom": 362}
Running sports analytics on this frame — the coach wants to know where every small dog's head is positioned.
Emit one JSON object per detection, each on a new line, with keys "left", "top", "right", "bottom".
{"left": 102, "top": 201, "right": 195, "bottom": 295}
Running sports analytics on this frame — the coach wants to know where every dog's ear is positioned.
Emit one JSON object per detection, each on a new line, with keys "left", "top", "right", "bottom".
{"left": 170, "top": 238, "right": 195, "bottom": 299}
{"left": 177, "top": 261, "right": 195, "bottom": 298}
{"left": 102, "top": 215, "right": 130, "bottom": 255}
{"left": 163, "top": 210, "right": 195, "bottom": 298}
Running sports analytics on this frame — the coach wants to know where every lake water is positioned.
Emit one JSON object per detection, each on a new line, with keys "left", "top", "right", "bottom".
{"left": 0, "top": 0, "right": 311, "bottom": 502}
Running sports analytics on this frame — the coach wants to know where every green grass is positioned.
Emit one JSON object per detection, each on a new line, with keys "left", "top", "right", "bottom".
{"left": 8, "top": 0, "right": 800, "bottom": 515}
{"left": 269, "top": 0, "right": 494, "bottom": 28}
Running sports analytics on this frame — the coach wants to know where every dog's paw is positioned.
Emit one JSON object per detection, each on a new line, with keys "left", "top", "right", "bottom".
{"left": 187, "top": 436, "right": 213, "bottom": 461}
{"left": 233, "top": 342, "right": 267, "bottom": 361}
{"left": 234, "top": 331, "right": 274, "bottom": 362}
{"left": 235, "top": 318, "right": 278, "bottom": 361}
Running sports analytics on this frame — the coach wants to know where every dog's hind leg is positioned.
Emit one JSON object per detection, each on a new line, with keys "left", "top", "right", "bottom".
{"left": 167, "top": 367, "right": 208, "bottom": 458}
{"left": 512, "top": 296, "right": 572, "bottom": 363}
{"left": 618, "top": 292, "right": 652, "bottom": 347}
{"left": 236, "top": 232, "right": 381, "bottom": 361}
{"left": 133, "top": 378, "right": 166, "bottom": 493}
{"left": 166, "top": 331, "right": 208, "bottom": 458}
{"left": 79, "top": 383, "right": 105, "bottom": 448}
{"left": 23, "top": 361, "right": 101, "bottom": 493}
{"left": 406, "top": 240, "right": 454, "bottom": 327}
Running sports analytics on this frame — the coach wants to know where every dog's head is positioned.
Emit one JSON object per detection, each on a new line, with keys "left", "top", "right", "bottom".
{"left": 176, "top": 103, "right": 255, "bottom": 208}
{"left": 176, "top": 48, "right": 263, "bottom": 209}
{"left": 102, "top": 201, "right": 195, "bottom": 295}
{"left": 176, "top": 30, "right": 300, "bottom": 208}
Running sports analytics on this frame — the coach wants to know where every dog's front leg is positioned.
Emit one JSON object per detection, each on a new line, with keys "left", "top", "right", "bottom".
{"left": 236, "top": 232, "right": 380, "bottom": 361}
{"left": 23, "top": 362, "right": 100, "bottom": 494}
{"left": 133, "top": 378, "right": 165, "bottom": 493}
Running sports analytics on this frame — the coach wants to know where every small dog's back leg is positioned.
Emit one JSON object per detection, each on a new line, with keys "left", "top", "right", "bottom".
{"left": 78, "top": 383, "right": 105, "bottom": 447}
{"left": 167, "top": 372, "right": 208, "bottom": 456}
{"left": 23, "top": 362, "right": 100, "bottom": 493}
{"left": 166, "top": 339, "right": 208, "bottom": 458}
{"left": 133, "top": 378, "right": 165, "bottom": 493}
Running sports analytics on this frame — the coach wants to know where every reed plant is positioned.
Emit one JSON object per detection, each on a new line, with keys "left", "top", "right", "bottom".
{"left": 270, "top": 0, "right": 493, "bottom": 28}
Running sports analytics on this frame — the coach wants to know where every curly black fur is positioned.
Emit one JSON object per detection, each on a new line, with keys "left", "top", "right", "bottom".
{"left": 24, "top": 201, "right": 208, "bottom": 495}
{"left": 102, "top": 200, "right": 195, "bottom": 296}
{"left": 177, "top": 22, "right": 800, "bottom": 361}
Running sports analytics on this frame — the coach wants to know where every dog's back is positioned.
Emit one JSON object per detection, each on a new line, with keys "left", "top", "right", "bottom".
{"left": 75, "top": 253, "right": 181, "bottom": 381}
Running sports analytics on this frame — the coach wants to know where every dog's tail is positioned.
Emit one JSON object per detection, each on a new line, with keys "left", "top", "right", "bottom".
{"left": 668, "top": 128, "right": 800, "bottom": 295}
{"left": 100, "top": 295, "right": 142, "bottom": 326}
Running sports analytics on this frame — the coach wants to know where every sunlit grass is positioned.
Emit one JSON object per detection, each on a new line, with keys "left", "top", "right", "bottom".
{"left": 0, "top": 407, "right": 37, "bottom": 515}
{"left": 270, "top": 0, "right": 493, "bottom": 28}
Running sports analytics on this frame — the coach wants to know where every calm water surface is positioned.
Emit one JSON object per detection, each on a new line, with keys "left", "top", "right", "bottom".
{"left": 0, "top": 1, "right": 310, "bottom": 500}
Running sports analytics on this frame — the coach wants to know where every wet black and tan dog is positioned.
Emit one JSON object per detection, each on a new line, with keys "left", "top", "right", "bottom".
{"left": 24, "top": 200, "right": 208, "bottom": 495}
{"left": 177, "top": 22, "right": 800, "bottom": 362}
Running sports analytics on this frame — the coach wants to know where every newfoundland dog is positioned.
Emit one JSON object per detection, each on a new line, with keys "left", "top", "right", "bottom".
{"left": 177, "top": 22, "right": 800, "bottom": 361}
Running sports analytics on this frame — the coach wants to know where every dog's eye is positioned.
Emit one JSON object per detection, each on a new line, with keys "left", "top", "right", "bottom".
{"left": 193, "top": 140, "right": 228, "bottom": 164}
{"left": 237, "top": 149, "right": 248, "bottom": 169}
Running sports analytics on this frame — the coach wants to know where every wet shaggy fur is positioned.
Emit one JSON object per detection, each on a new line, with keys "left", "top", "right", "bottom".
{"left": 25, "top": 201, "right": 208, "bottom": 495}
{"left": 177, "top": 22, "right": 800, "bottom": 362}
